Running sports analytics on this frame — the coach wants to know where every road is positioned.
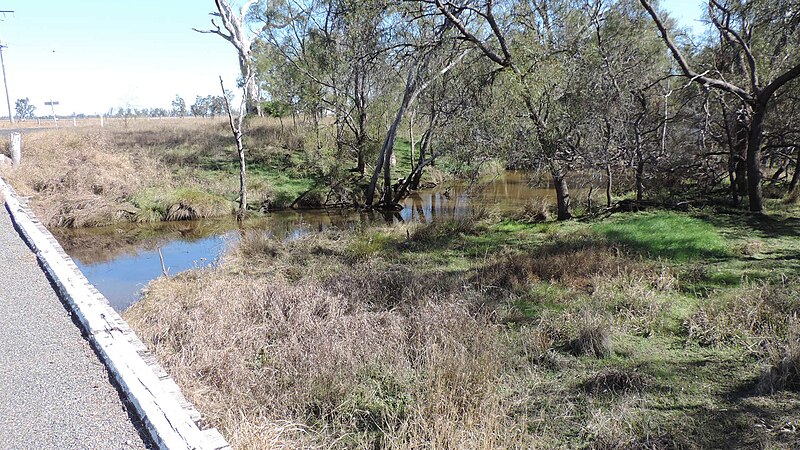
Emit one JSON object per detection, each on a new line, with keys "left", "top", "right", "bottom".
{"left": 0, "top": 205, "right": 150, "bottom": 449}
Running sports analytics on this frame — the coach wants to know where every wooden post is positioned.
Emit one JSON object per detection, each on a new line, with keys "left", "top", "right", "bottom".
{"left": 9, "top": 132, "right": 20, "bottom": 167}
{"left": 100, "top": 115, "right": 104, "bottom": 127}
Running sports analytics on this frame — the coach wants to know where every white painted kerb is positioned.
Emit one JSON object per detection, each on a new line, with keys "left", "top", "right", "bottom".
{"left": 0, "top": 177, "right": 230, "bottom": 450}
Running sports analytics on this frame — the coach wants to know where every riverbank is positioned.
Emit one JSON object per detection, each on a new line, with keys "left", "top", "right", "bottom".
{"left": 0, "top": 117, "right": 456, "bottom": 228}
{"left": 125, "top": 205, "right": 800, "bottom": 448}
{"left": 0, "top": 118, "right": 353, "bottom": 228}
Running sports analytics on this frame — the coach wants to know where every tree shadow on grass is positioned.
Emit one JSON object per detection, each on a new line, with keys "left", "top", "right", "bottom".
{"left": 700, "top": 208, "right": 800, "bottom": 240}
{"left": 624, "top": 351, "right": 800, "bottom": 449}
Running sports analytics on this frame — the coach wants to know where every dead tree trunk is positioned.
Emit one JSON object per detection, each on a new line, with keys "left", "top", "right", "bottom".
{"left": 220, "top": 76, "right": 247, "bottom": 223}
{"left": 605, "top": 163, "right": 612, "bottom": 207}
{"left": 196, "top": 0, "right": 264, "bottom": 116}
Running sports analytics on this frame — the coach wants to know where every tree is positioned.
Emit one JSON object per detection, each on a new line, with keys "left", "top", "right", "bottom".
{"left": 14, "top": 98, "right": 35, "bottom": 121}
{"left": 220, "top": 76, "right": 249, "bottom": 222}
{"left": 639, "top": 0, "right": 800, "bottom": 213}
{"left": 171, "top": 95, "right": 187, "bottom": 117}
{"left": 364, "top": 2, "right": 469, "bottom": 207}
{"left": 428, "top": 0, "right": 600, "bottom": 220}
{"left": 195, "top": 0, "right": 267, "bottom": 116}
{"left": 191, "top": 96, "right": 209, "bottom": 117}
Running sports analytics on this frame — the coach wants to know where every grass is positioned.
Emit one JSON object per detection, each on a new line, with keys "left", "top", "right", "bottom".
{"left": 0, "top": 117, "right": 326, "bottom": 227}
{"left": 123, "top": 206, "right": 800, "bottom": 449}
{"left": 594, "top": 211, "right": 730, "bottom": 261}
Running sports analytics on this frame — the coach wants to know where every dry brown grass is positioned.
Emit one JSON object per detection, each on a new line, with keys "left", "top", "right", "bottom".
{"left": 476, "top": 235, "right": 649, "bottom": 293}
{"left": 685, "top": 281, "right": 800, "bottom": 351}
{"left": 757, "top": 342, "right": 800, "bottom": 395}
{"left": 0, "top": 117, "right": 303, "bottom": 228}
{"left": 125, "top": 243, "right": 526, "bottom": 449}
{"left": 126, "top": 219, "right": 766, "bottom": 449}
{"left": 1, "top": 129, "right": 168, "bottom": 227}
{"left": 512, "top": 197, "right": 552, "bottom": 223}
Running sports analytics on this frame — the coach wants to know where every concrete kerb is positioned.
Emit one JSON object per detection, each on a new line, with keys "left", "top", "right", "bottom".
{"left": 0, "top": 177, "right": 230, "bottom": 450}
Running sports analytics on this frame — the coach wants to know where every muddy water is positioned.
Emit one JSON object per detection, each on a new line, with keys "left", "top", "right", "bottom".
{"left": 53, "top": 171, "right": 554, "bottom": 311}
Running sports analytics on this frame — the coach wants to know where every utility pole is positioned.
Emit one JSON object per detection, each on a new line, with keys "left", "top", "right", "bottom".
{"left": 0, "top": 11, "right": 15, "bottom": 124}
{"left": 0, "top": 42, "right": 12, "bottom": 124}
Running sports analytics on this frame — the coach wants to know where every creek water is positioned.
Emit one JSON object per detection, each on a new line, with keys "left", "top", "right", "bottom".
{"left": 53, "top": 171, "right": 555, "bottom": 311}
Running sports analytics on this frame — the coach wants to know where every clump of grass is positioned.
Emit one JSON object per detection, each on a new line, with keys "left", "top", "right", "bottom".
{"left": 568, "top": 314, "right": 613, "bottom": 358}
{"left": 477, "top": 234, "right": 643, "bottom": 292}
{"left": 595, "top": 212, "right": 730, "bottom": 261}
{"left": 582, "top": 368, "right": 649, "bottom": 396}
{"left": 756, "top": 343, "right": 800, "bottom": 395}
{"left": 132, "top": 188, "right": 234, "bottom": 222}
{"left": 409, "top": 209, "right": 489, "bottom": 244}
{"left": 345, "top": 229, "right": 398, "bottom": 262}
{"left": 685, "top": 281, "right": 800, "bottom": 350}
{"left": 512, "top": 198, "right": 552, "bottom": 223}
{"left": 592, "top": 270, "right": 675, "bottom": 336}
{"left": 238, "top": 231, "right": 284, "bottom": 260}
{"left": 740, "top": 239, "right": 764, "bottom": 257}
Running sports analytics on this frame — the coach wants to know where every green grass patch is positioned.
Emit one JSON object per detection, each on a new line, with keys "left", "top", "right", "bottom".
{"left": 595, "top": 212, "right": 730, "bottom": 261}
{"left": 131, "top": 187, "right": 234, "bottom": 222}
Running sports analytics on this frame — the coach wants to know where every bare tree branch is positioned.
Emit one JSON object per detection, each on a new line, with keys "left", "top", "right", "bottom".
{"left": 639, "top": 0, "right": 752, "bottom": 102}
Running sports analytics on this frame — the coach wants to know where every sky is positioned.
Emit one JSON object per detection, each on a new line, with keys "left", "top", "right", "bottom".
{"left": 0, "top": 0, "right": 706, "bottom": 117}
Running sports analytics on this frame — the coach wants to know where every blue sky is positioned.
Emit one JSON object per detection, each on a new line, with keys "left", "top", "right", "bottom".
{"left": 0, "top": 0, "right": 705, "bottom": 116}
{"left": 0, "top": 0, "right": 241, "bottom": 115}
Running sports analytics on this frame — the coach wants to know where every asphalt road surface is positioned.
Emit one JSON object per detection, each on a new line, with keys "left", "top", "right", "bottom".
{"left": 0, "top": 206, "right": 149, "bottom": 449}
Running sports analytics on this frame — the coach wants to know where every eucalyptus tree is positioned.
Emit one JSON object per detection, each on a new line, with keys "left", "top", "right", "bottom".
{"left": 196, "top": 0, "right": 268, "bottom": 116}
{"left": 425, "top": 0, "right": 605, "bottom": 220}
{"left": 364, "top": 2, "right": 471, "bottom": 208}
{"left": 639, "top": 0, "right": 800, "bottom": 213}
{"left": 586, "top": 0, "right": 676, "bottom": 203}
{"left": 171, "top": 95, "right": 187, "bottom": 118}
{"left": 261, "top": 0, "right": 400, "bottom": 174}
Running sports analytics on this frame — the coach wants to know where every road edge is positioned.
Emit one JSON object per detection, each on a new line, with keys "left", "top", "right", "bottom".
{"left": 0, "top": 177, "right": 230, "bottom": 450}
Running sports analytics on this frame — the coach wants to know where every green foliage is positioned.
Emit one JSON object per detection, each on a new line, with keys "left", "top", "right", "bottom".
{"left": 262, "top": 100, "right": 292, "bottom": 117}
{"left": 14, "top": 97, "right": 35, "bottom": 120}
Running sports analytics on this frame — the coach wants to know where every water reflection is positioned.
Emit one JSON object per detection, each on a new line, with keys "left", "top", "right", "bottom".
{"left": 53, "top": 171, "right": 555, "bottom": 311}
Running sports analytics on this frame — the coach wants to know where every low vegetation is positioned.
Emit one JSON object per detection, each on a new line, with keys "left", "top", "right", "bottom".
{"left": 0, "top": 118, "right": 323, "bottom": 227}
{"left": 125, "top": 208, "right": 800, "bottom": 448}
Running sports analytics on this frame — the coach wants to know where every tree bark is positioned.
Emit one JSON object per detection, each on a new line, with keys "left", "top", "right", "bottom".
{"left": 366, "top": 69, "right": 418, "bottom": 207}
{"left": 605, "top": 163, "right": 612, "bottom": 207}
{"left": 196, "top": 0, "right": 263, "bottom": 117}
{"left": 733, "top": 113, "right": 749, "bottom": 204}
{"left": 635, "top": 159, "right": 645, "bottom": 202}
{"left": 788, "top": 146, "right": 800, "bottom": 196}
{"left": 220, "top": 76, "right": 247, "bottom": 223}
{"left": 746, "top": 104, "right": 766, "bottom": 213}
{"left": 553, "top": 174, "right": 572, "bottom": 220}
